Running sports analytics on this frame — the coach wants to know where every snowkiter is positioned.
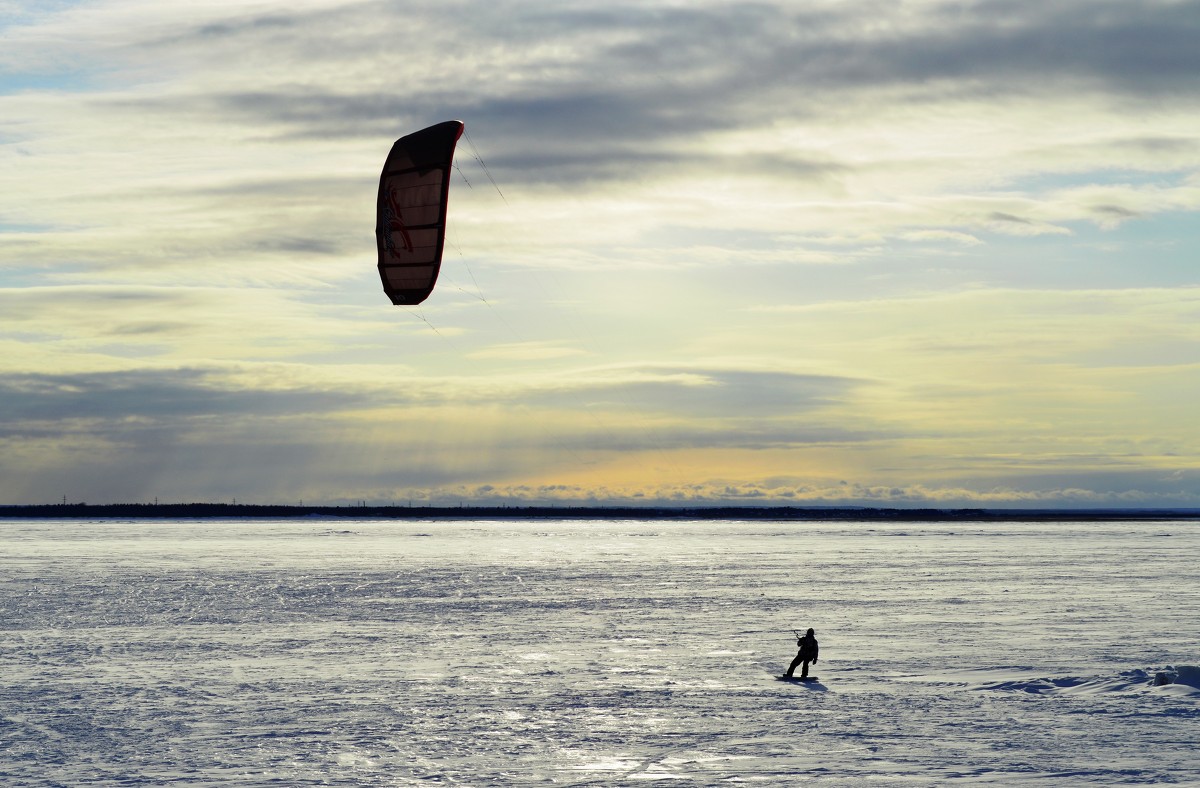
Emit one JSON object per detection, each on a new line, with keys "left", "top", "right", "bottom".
{"left": 786, "top": 628, "right": 819, "bottom": 678}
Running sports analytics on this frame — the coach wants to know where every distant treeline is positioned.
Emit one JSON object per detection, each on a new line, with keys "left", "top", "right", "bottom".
{"left": 1, "top": 502, "right": 1198, "bottom": 521}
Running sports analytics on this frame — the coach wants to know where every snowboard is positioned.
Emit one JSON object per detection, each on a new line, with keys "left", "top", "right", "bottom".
{"left": 777, "top": 675, "right": 819, "bottom": 682}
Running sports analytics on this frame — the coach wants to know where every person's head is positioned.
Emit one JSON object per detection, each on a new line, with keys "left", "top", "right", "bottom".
{"left": 806, "top": 628, "right": 814, "bottom": 636}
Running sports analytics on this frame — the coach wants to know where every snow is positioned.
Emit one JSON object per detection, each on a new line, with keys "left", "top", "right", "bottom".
{"left": 1, "top": 518, "right": 1197, "bottom": 785}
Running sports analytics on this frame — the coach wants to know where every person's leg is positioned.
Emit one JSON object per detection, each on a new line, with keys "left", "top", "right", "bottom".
{"left": 786, "top": 654, "right": 803, "bottom": 677}
{"left": 800, "top": 659, "right": 810, "bottom": 678}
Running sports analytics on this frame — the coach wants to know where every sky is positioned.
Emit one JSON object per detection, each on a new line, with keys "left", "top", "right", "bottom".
{"left": 2, "top": 0, "right": 1199, "bottom": 508}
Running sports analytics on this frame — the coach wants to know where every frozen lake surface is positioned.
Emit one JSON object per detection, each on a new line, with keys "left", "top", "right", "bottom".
{"left": 2, "top": 518, "right": 1198, "bottom": 785}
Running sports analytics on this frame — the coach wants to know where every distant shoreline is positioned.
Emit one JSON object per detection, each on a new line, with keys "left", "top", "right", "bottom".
{"left": 2, "top": 503, "right": 1199, "bottom": 521}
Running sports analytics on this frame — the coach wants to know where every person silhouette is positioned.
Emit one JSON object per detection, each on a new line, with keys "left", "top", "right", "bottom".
{"left": 785, "top": 628, "right": 819, "bottom": 679}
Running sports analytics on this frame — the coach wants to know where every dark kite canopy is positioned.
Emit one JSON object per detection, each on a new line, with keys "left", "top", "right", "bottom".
{"left": 376, "top": 120, "right": 464, "bottom": 305}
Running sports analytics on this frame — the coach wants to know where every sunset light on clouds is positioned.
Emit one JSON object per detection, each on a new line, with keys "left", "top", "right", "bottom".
{"left": 2, "top": 0, "right": 1199, "bottom": 506}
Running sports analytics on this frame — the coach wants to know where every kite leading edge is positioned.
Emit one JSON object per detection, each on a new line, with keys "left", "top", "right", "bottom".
{"left": 376, "top": 120, "right": 464, "bottom": 305}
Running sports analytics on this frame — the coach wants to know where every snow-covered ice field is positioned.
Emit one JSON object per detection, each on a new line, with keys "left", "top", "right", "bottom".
{"left": 2, "top": 518, "right": 1197, "bottom": 785}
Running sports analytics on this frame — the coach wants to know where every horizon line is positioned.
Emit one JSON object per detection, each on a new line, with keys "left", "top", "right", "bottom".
{"left": 3, "top": 502, "right": 1199, "bottom": 522}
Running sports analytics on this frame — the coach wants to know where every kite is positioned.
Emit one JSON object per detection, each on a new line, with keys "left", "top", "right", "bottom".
{"left": 376, "top": 120, "right": 464, "bottom": 305}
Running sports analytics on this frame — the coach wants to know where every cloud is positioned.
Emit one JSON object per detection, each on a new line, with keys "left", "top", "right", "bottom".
{"left": 0, "top": 360, "right": 860, "bottom": 434}
{"left": 0, "top": 368, "right": 367, "bottom": 428}
{"left": 901, "top": 230, "right": 983, "bottom": 246}
{"left": 0, "top": 285, "right": 395, "bottom": 367}
{"left": 524, "top": 366, "right": 861, "bottom": 418}
{"left": 20, "top": 0, "right": 1193, "bottom": 180}
{"left": 7, "top": 0, "right": 1200, "bottom": 283}
{"left": 467, "top": 341, "right": 585, "bottom": 361}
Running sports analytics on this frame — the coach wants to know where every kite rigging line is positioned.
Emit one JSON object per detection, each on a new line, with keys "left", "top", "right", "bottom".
{"left": 463, "top": 129, "right": 508, "bottom": 205}
{"left": 454, "top": 161, "right": 473, "bottom": 189}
